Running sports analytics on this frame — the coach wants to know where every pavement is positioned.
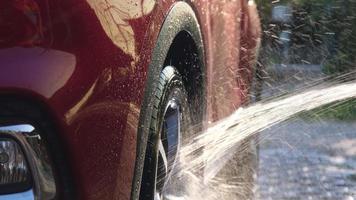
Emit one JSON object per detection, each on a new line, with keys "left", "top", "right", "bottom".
{"left": 253, "top": 64, "right": 356, "bottom": 200}
{"left": 256, "top": 118, "right": 356, "bottom": 200}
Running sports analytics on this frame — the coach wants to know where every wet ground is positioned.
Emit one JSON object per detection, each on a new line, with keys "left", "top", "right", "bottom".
{"left": 256, "top": 119, "right": 356, "bottom": 200}
{"left": 254, "top": 65, "right": 356, "bottom": 200}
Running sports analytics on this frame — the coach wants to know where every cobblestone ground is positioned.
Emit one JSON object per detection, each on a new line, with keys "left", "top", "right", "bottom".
{"left": 256, "top": 118, "right": 356, "bottom": 200}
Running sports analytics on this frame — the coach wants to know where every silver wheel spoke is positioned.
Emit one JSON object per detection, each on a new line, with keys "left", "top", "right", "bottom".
{"left": 158, "top": 139, "right": 168, "bottom": 174}
{"left": 155, "top": 98, "right": 181, "bottom": 200}
{"left": 155, "top": 192, "right": 161, "bottom": 200}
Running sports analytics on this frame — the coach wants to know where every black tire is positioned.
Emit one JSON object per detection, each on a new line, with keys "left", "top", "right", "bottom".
{"left": 139, "top": 65, "right": 258, "bottom": 200}
{"left": 139, "top": 66, "right": 191, "bottom": 200}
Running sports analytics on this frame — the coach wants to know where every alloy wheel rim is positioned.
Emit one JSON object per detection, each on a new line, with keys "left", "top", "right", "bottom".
{"left": 155, "top": 99, "right": 181, "bottom": 200}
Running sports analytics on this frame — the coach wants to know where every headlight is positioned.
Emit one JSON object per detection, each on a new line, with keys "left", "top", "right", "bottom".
{"left": 0, "top": 124, "right": 56, "bottom": 200}
{"left": 0, "top": 138, "right": 32, "bottom": 194}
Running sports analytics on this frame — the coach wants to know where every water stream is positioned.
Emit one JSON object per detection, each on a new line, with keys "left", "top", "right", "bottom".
{"left": 160, "top": 0, "right": 356, "bottom": 198}
{"left": 163, "top": 73, "right": 356, "bottom": 200}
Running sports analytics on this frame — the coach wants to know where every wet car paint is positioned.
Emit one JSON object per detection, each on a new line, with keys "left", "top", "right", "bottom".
{"left": 0, "top": 0, "right": 261, "bottom": 199}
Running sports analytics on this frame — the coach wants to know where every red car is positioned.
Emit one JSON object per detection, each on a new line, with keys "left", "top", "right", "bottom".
{"left": 0, "top": 0, "right": 261, "bottom": 199}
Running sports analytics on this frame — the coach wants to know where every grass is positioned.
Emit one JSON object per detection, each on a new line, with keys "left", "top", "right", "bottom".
{"left": 300, "top": 99, "right": 356, "bottom": 121}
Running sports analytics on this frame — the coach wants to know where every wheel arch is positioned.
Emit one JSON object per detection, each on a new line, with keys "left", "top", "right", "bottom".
{"left": 131, "top": 2, "right": 206, "bottom": 200}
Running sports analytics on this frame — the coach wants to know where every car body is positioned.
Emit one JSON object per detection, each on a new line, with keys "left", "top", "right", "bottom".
{"left": 0, "top": 0, "right": 261, "bottom": 199}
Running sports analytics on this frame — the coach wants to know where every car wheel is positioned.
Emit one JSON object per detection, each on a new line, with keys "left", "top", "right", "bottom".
{"left": 140, "top": 65, "right": 191, "bottom": 200}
